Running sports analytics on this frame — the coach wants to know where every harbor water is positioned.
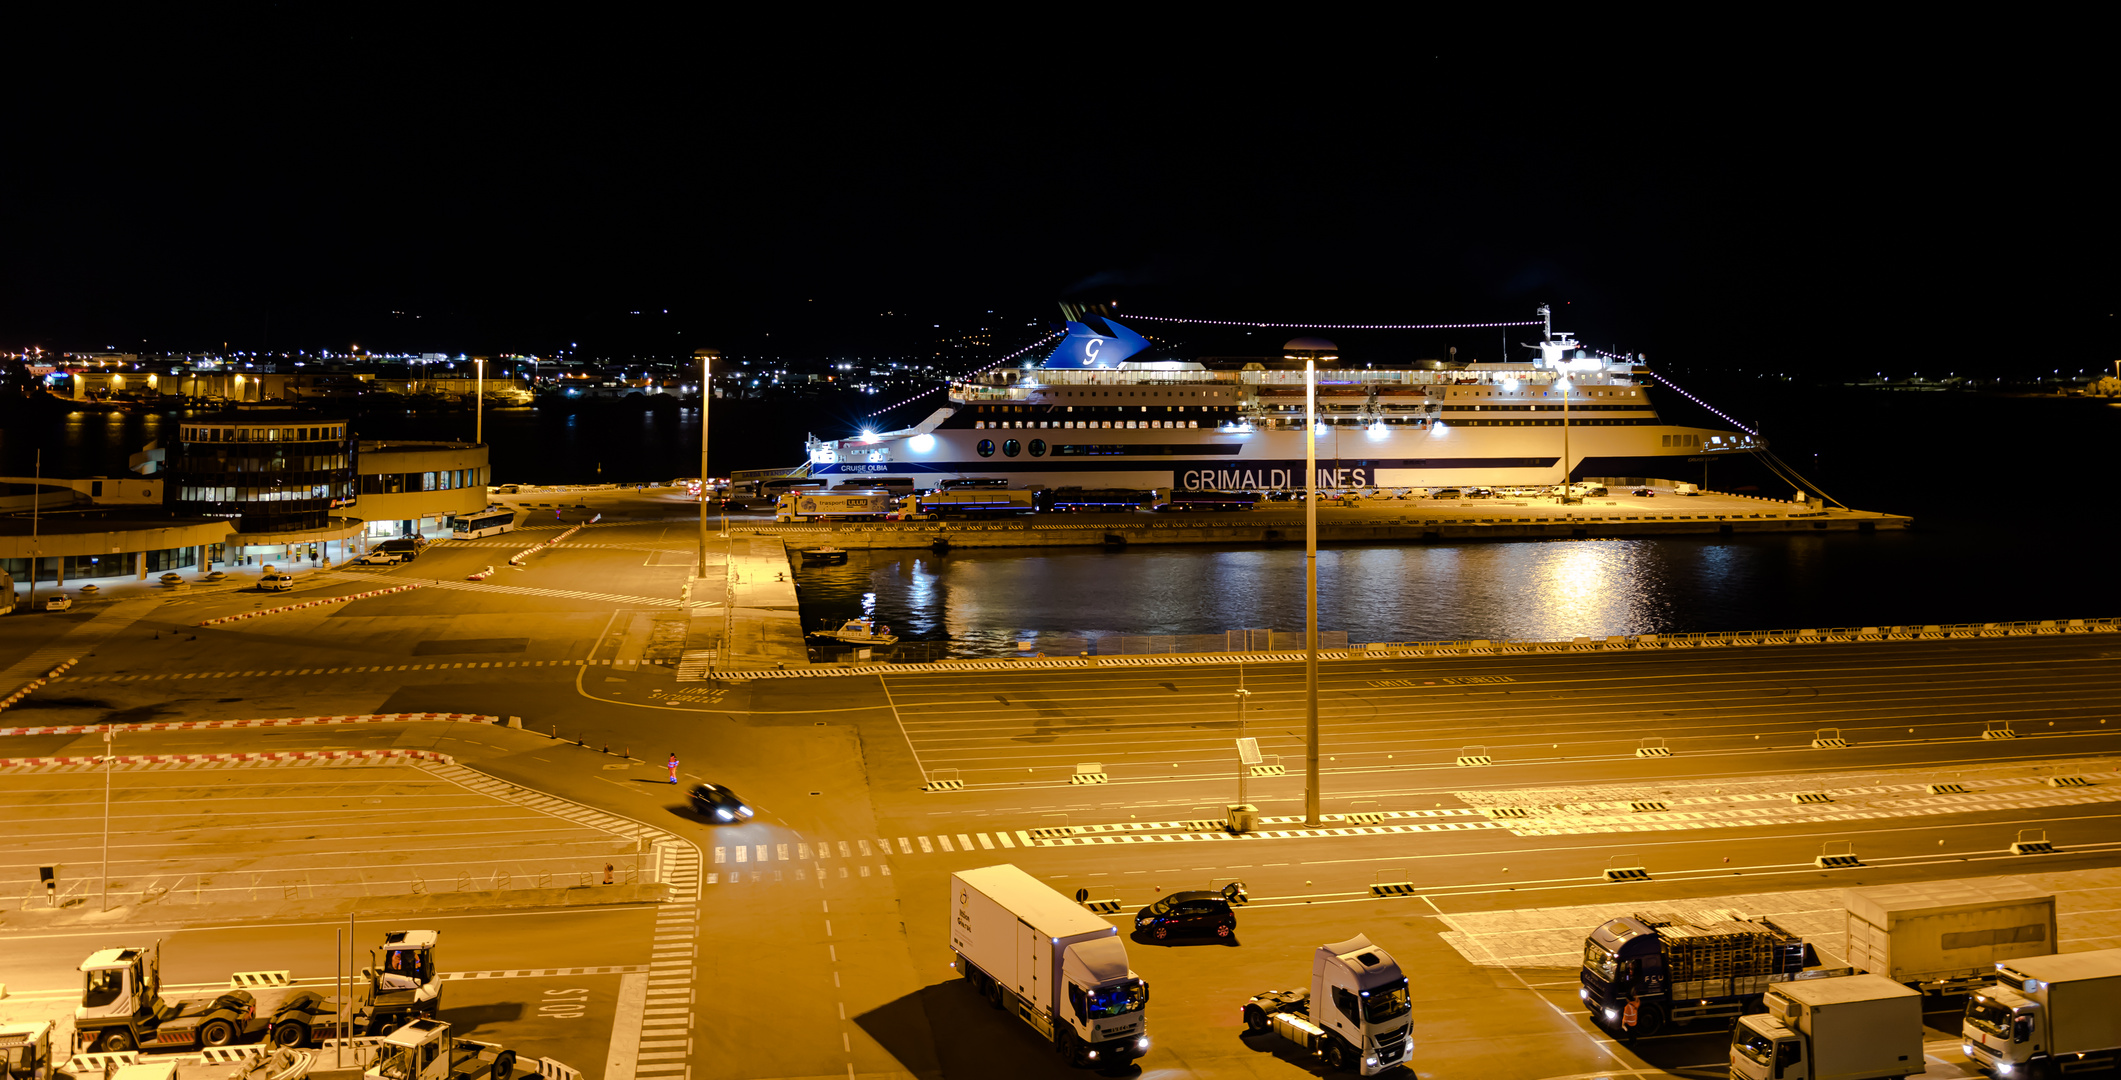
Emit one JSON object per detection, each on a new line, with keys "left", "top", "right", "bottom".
{"left": 7, "top": 389, "right": 2118, "bottom": 653}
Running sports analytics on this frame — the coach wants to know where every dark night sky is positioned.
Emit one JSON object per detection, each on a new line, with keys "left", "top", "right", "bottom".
{"left": 4, "top": 16, "right": 2111, "bottom": 376}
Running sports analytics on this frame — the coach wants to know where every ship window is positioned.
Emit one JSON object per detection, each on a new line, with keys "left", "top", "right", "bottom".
{"left": 1003, "top": 439, "right": 1020, "bottom": 457}
{"left": 977, "top": 439, "right": 995, "bottom": 458}
{"left": 1029, "top": 439, "right": 1045, "bottom": 457}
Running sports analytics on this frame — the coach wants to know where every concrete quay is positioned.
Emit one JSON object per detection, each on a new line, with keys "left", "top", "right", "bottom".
{"left": 754, "top": 488, "right": 1910, "bottom": 550}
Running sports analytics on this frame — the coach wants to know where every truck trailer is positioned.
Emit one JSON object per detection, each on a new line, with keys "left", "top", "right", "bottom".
{"left": 775, "top": 492, "right": 893, "bottom": 522}
{"left": 1241, "top": 934, "right": 1414, "bottom": 1075}
{"left": 1844, "top": 880, "right": 2056, "bottom": 994}
{"left": 1729, "top": 973, "right": 1924, "bottom": 1080}
{"left": 894, "top": 489, "right": 1035, "bottom": 520}
{"left": 1962, "top": 947, "right": 2121, "bottom": 1077}
{"left": 949, "top": 864, "right": 1150, "bottom": 1067}
{"left": 1580, "top": 909, "right": 1849, "bottom": 1036}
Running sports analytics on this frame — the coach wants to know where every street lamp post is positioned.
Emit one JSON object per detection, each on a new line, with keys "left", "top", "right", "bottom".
{"left": 1557, "top": 375, "right": 1575, "bottom": 501}
{"left": 1304, "top": 358, "right": 1321, "bottom": 828}
{"left": 474, "top": 357, "right": 485, "bottom": 446}
{"left": 708, "top": 352, "right": 725, "bottom": 572}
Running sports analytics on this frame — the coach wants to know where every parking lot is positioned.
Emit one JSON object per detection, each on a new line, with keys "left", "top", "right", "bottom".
{"left": 0, "top": 761, "right": 650, "bottom": 909}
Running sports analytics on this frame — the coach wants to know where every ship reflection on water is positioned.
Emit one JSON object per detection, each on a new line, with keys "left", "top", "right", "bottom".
{"left": 789, "top": 534, "right": 1911, "bottom": 660}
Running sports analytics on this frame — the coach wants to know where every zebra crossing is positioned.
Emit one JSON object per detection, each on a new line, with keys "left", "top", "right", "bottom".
{"left": 634, "top": 838, "right": 699, "bottom": 1077}
{"left": 416, "top": 762, "right": 701, "bottom": 1078}
{"left": 441, "top": 541, "right": 699, "bottom": 552}
{"left": 702, "top": 813, "right": 1503, "bottom": 884}
{"left": 411, "top": 577, "right": 714, "bottom": 610}
{"left": 1464, "top": 768, "right": 2121, "bottom": 836}
{"left": 57, "top": 657, "right": 673, "bottom": 682}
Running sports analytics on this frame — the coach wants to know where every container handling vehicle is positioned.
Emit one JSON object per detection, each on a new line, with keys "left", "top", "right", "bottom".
{"left": 363, "top": 1018, "right": 515, "bottom": 1080}
{"left": 1241, "top": 934, "right": 1413, "bottom": 1075}
{"left": 71, "top": 929, "right": 441, "bottom": 1053}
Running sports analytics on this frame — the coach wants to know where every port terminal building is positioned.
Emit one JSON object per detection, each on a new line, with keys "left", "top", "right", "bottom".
{"left": 1, "top": 412, "right": 488, "bottom": 585}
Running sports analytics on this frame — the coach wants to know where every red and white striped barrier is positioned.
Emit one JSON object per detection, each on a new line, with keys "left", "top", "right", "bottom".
{"left": 0, "top": 712, "right": 500, "bottom": 738}
{"left": 0, "top": 747, "right": 456, "bottom": 771}
{"left": 468, "top": 565, "right": 496, "bottom": 580}
{"left": 196, "top": 583, "right": 424, "bottom": 626}
{"left": 0, "top": 658, "right": 81, "bottom": 714}
{"left": 508, "top": 523, "right": 584, "bottom": 566}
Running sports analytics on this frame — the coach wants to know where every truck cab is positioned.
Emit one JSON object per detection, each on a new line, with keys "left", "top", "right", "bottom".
{"left": 368, "top": 930, "right": 442, "bottom": 1032}
{"left": 1313, "top": 935, "right": 1412, "bottom": 1074}
{"left": 1579, "top": 917, "right": 1668, "bottom": 1026}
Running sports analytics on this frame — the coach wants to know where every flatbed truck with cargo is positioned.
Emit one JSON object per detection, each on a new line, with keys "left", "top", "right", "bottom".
{"left": 1580, "top": 909, "right": 1849, "bottom": 1037}
{"left": 950, "top": 864, "right": 1150, "bottom": 1068}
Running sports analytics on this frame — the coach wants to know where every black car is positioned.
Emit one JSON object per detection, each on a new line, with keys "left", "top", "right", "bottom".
{"left": 1134, "top": 884, "right": 1245, "bottom": 940}
{"left": 687, "top": 782, "right": 755, "bottom": 822}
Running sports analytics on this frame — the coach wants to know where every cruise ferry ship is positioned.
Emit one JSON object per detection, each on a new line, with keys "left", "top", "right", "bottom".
{"left": 804, "top": 304, "right": 1759, "bottom": 492}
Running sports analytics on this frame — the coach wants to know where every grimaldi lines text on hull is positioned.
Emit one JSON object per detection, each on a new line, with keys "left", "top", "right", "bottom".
{"left": 805, "top": 304, "right": 1758, "bottom": 492}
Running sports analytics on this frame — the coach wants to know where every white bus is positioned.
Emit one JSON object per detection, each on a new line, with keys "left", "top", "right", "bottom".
{"left": 451, "top": 506, "right": 518, "bottom": 539}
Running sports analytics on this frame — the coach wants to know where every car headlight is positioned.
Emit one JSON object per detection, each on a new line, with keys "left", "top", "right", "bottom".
{"left": 738, "top": 805, "right": 753, "bottom": 818}
{"left": 1996, "top": 1065, "right": 2012, "bottom": 1077}
{"left": 1578, "top": 987, "right": 1589, "bottom": 1001}
{"left": 1365, "top": 1055, "right": 1379, "bottom": 1067}
{"left": 1136, "top": 1037, "right": 1149, "bottom": 1051}
{"left": 1604, "top": 1008, "right": 1618, "bottom": 1022}
{"left": 1086, "top": 1050, "right": 1098, "bottom": 1061}
{"left": 715, "top": 808, "right": 732, "bottom": 820}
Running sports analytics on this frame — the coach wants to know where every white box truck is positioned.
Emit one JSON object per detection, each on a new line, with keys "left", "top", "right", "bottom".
{"left": 1729, "top": 973, "right": 1923, "bottom": 1080}
{"left": 949, "top": 865, "right": 1149, "bottom": 1068}
{"left": 1963, "top": 948, "right": 2121, "bottom": 1077}
{"left": 1845, "top": 880, "right": 2057, "bottom": 994}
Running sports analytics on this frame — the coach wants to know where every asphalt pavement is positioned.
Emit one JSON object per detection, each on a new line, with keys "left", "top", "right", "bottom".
{"left": 4, "top": 495, "right": 2119, "bottom": 1080}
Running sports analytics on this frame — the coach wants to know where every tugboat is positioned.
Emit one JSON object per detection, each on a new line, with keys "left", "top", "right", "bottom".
{"left": 812, "top": 617, "right": 898, "bottom": 646}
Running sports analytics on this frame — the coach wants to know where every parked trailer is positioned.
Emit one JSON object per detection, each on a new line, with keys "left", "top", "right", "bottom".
{"left": 949, "top": 864, "right": 1150, "bottom": 1068}
{"left": 1729, "top": 973, "right": 1924, "bottom": 1080}
{"left": 1241, "top": 934, "right": 1414, "bottom": 1075}
{"left": 1844, "top": 880, "right": 2057, "bottom": 994}
{"left": 775, "top": 492, "right": 894, "bottom": 522}
{"left": 1963, "top": 947, "right": 2121, "bottom": 1077}
{"left": 895, "top": 489, "right": 1035, "bottom": 520}
{"left": 1034, "top": 488, "right": 1153, "bottom": 512}
{"left": 1149, "top": 489, "right": 1258, "bottom": 512}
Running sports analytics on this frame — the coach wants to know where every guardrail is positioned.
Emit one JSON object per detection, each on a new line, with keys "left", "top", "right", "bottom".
{"left": 721, "top": 616, "right": 2116, "bottom": 679}
{"left": 509, "top": 522, "right": 584, "bottom": 565}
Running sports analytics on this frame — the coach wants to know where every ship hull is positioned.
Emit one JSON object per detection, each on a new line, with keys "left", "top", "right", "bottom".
{"left": 812, "top": 421, "right": 1741, "bottom": 490}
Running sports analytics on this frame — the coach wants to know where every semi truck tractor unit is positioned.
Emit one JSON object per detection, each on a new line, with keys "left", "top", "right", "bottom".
{"left": 893, "top": 489, "right": 1035, "bottom": 520}
{"left": 74, "top": 945, "right": 333, "bottom": 1052}
{"left": 949, "top": 864, "right": 1150, "bottom": 1067}
{"left": 1580, "top": 909, "right": 1847, "bottom": 1036}
{"left": 1729, "top": 973, "right": 1924, "bottom": 1080}
{"left": 1844, "top": 881, "right": 2057, "bottom": 995}
{"left": 1241, "top": 934, "right": 1414, "bottom": 1075}
{"left": 1962, "top": 948, "right": 2121, "bottom": 1077}
{"left": 72, "top": 929, "right": 440, "bottom": 1052}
